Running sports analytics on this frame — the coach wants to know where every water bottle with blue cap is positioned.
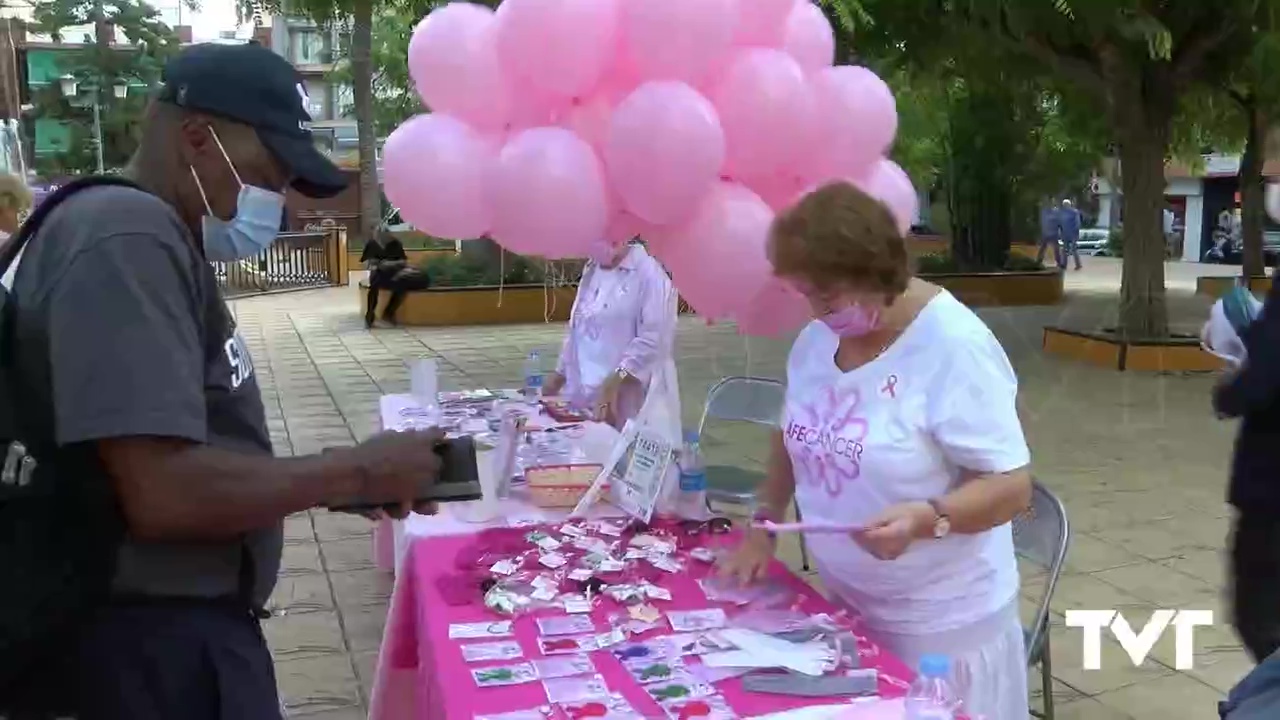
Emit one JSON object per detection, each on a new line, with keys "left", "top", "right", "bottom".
{"left": 677, "top": 429, "right": 708, "bottom": 519}
{"left": 905, "top": 654, "right": 958, "bottom": 719}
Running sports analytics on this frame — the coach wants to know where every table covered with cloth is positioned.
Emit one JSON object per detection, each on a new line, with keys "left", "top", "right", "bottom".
{"left": 367, "top": 529, "right": 965, "bottom": 720}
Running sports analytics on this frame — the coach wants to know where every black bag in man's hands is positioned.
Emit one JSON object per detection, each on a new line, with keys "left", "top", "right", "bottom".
{"left": 0, "top": 179, "right": 134, "bottom": 716}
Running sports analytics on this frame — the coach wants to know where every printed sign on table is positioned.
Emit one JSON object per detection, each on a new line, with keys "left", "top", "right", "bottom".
{"left": 609, "top": 427, "right": 673, "bottom": 523}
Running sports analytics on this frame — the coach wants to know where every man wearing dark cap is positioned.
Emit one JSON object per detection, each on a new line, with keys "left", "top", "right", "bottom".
{"left": 5, "top": 43, "right": 441, "bottom": 719}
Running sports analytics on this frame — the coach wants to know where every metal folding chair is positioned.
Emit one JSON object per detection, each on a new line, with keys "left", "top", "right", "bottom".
{"left": 1013, "top": 480, "right": 1071, "bottom": 720}
{"left": 695, "top": 376, "right": 809, "bottom": 571}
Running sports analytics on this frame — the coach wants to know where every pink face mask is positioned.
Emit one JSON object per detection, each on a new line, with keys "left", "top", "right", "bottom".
{"left": 821, "top": 303, "right": 880, "bottom": 337}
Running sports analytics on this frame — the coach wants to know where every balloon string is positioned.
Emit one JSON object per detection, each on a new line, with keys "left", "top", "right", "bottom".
{"left": 744, "top": 332, "right": 752, "bottom": 377}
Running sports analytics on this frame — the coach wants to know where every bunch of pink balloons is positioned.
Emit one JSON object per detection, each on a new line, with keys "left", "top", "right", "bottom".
{"left": 383, "top": 0, "right": 916, "bottom": 337}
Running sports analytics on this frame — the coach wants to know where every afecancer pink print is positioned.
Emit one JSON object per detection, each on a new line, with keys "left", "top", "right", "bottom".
{"left": 784, "top": 385, "right": 869, "bottom": 498}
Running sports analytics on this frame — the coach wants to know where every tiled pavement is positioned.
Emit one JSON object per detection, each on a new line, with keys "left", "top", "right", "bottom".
{"left": 237, "top": 257, "right": 1249, "bottom": 720}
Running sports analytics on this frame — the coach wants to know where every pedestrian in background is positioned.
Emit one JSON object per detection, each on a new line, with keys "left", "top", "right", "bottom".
{"left": 1035, "top": 201, "right": 1061, "bottom": 268}
{"left": 1058, "top": 198, "right": 1084, "bottom": 271}
{"left": 0, "top": 172, "right": 33, "bottom": 288}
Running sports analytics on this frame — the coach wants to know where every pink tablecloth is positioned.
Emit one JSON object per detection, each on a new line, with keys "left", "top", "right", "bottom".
{"left": 369, "top": 533, "right": 930, "bottom": 720}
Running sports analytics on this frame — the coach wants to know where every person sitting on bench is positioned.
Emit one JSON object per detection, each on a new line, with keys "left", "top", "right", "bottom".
{"left": 365, "top": 235, "right": 429, "bottom": 328}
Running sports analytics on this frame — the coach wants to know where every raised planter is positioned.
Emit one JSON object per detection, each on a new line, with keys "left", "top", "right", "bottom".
{"left": 1042, "top": 327, "right": 1224, "bottom": 372}
{"left": 361, "top": 283, "right": 577, "bottom": 326}
{"left": 1195, "top": 274, "right": 1272, "bottom": 299}
{"left": 348, "top": 247, "right": 457, "bottom": 268}
{"left": 919, "top": 270, "right": 1064, "bottom": 307}
{"left": 908, "top": 235, "right": 1040, "bottom": 262}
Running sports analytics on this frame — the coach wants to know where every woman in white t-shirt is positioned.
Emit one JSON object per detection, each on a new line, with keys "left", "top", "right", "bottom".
{"left": 721, "top": 182, "right": 1033, "bottom": 719}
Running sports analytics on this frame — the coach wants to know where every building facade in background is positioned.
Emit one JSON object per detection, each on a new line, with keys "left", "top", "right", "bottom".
{"left": 265, "top": 14, "right": 356, "bottom": 167}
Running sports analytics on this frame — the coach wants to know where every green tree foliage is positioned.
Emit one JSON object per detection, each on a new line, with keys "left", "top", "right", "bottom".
{"left": 29, "top": 0, "right": 182, "bottom": 175}
{"left": 850, "top": 0, "right": 1269, "bottom": 339}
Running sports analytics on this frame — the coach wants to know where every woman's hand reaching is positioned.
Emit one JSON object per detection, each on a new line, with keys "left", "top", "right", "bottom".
{"left": 854, "top": 501, "right": 935, "bottom": 560}
{"left": 542, "top": 372, "right": 566, "bottom": 397}
{"left": 717, "top": 528, "right": 776, "bottom": 584}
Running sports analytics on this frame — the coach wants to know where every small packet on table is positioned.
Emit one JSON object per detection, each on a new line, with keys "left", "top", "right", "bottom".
{"left": 450, "top": 621, "right": 514, "bottom": 639}
{"left": 533, "top": 655, "right": 596, "bottom": 679}
{"left": 539, "top": 635, "right": 599, "bottom": 655}
{"left": 667, "top": 631, "right": 736, "bottom": 656}
{"left": 537, "top": 615, "right": 596, "bottom": 637}
{"left": 542, "top": 673, "right": 611, "bottom": 704}
{"left": 472, "top": 662, "right": 538, "bottom": 687}
{"left": 667, "top": 608, "right": 727, "bottom": 633}
{"left": 660, "top": 695, "right": 739, "bottom": 720}
{"left": 622, "top": 656, "right": 686, "bottom": 685}
{"left": 645, "top": 674, "right": 716, "bottom": 705}
{"left": 461, "top": 640, "right": 525, "bottom": 662}
{"left": 555, "top": 693, "right": 645, "bottom": 720}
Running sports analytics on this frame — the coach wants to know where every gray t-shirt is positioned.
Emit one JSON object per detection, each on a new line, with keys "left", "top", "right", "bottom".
{"left": 9, "top": 185, "right": 281, "bottom": 608}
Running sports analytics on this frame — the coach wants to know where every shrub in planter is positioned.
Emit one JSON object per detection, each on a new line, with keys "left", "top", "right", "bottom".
{"left": 915, "top": 252, "right": 1045, "bottom": 274}
{"left": 417, "top": 252, "right": 585, "bottom": 288}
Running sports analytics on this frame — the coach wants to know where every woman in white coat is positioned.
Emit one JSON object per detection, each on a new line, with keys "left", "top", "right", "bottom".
{"left": 543, "top": 239, "right": 677, "bottom": 430}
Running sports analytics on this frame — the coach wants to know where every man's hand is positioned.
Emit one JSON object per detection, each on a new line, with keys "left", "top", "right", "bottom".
{"left": 339, "top": 428, "right": 445, "bottom": 519}
{"left": 543, "top": 372, "right": 566, "bottom": 397}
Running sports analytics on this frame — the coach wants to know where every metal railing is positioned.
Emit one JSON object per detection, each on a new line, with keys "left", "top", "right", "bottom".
{"left": 211, "top": 231, "right": 342, "bottom": 297}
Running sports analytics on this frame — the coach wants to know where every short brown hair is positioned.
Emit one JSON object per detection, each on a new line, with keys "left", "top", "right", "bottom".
{"left": 769, "top": 181, "right": 910, "bottom": 298}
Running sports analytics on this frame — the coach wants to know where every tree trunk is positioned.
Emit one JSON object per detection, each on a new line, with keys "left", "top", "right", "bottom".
{"left": 350, "top": 0, "right": 381, "bottom": 246}
{"left": 1100, "top": 49, "right": 1171, "bottom": 340}
{"left": 1240, "top": 99, "right": 1266, "bottom": 279}
{"left": 1114, "top": 107, "right": 1170, "bottom": 339}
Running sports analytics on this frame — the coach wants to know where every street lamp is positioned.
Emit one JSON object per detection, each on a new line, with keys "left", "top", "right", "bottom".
{"left": 57, "top": 74, "right": 128, "bottom": 173}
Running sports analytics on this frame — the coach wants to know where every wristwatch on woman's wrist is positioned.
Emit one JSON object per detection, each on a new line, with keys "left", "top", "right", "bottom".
{"left": 925, "top": 498, "right": 951, "bottom": 539}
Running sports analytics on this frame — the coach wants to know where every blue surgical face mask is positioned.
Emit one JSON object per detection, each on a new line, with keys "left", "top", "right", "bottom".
{"left": 190, "top": 127, "right": 286, "bottom": 262}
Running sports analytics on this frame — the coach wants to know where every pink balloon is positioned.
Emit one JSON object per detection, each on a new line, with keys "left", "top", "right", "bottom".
{"left": 650, "top": 182, "right": 774, "bottom": 320}
{"left": 488, "top": 127, "right": 609, "bottom": 259}
{"left": 408, "top": 4, "right": 509, "bottom": 131}
{"left": 605, "top": 209, "right": 649, "bottom": 244}
{"left": 710, "top": 49, "right": 817, "bottom": 185}
{"left": 738, "top": 278, "right": 812, "bottom": 337}
{"left": 851, "top": 160, "right": 919, "bottom": 236}
{"left": 735, "top": 0, "right": 795, "bottom": 47}
{"left": 807, "top": 66, "right": 898, "bottom": 181}
{"left": 750, "top": 171, "right": 808, "bottom": 212}
{"left": 496, "top": 0, "right": 621, "bottom": 100}
{"left": 559, "top": 93, "right": 614, "bottom": 151}
{"left": 604, "top": 81, "right": 726, "bottom": 225}
{"left": 783, "top": 1, "right": 835, "bottom": 72}
{"left": 622, "top": 0, "right": 739, "bottom": 84}
{"left": 382, "top": 114, "right": 493, "bottom": 240}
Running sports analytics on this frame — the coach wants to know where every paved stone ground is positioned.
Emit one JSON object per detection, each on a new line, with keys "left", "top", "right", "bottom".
{"left": 235, "top": 256, "right": 1250, "bottom": 720}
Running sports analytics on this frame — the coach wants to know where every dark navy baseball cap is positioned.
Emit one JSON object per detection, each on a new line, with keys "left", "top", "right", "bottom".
{"left": 159, "top": 42, "right": 348, "bottom": 199}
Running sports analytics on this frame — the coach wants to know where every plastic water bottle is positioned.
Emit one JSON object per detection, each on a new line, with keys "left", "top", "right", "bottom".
{"left": 522, "top": 351, "right": 543, "bottom": 401}
{"left": 905, "top": 655, "right": 957, "bottom": 720}
{"left": 677, "top": 430, "right": 708, "bottom": 520}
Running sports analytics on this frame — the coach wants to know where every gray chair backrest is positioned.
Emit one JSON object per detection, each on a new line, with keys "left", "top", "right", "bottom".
{"left": 697, "top": 376, "right": 786, "bottom": 433}
{"left": 1013, "top": 480, "right": 1070, "bottom": 659}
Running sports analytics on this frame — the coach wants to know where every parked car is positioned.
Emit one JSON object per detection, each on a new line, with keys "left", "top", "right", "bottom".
{"left": 1077, "top": 227, "right": 1111, "bottom": 255}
